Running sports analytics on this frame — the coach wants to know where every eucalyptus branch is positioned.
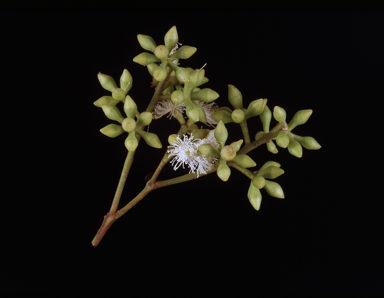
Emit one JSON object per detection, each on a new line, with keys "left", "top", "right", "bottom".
{"left": 228, "top": 162, "right": 254, "bottom": 180}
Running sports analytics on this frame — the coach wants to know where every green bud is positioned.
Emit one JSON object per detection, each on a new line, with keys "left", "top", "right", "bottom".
{"left": 191, "top": 128, "right": 209, "bottom": 140}
{"left": 273, "top": 106, "right": 287, "bottom": 126}
{"left": 94, "top": 96, "right": 119, "bottom": 107}
{"left": 198, "top": 144, "right": 220, "bottom": 158}
{"left": 196, "top": 104, "right": 207, "bottom": 124}
{"left": 221, "top": 145, "right": 236, "bottom": 161}
{"left": 168, "top": 134, "right": 178, "bottom": 145}
{"left": 125, "top": 131, "right": 138, "bottom": 151}
{"left": 197, "top": 69, "right": 207, "bottom": 86}
{"left": 292, "top": 134, "right": 321, "bottom": 150}
{"left": 97, "top": 72, "right": 117, "bottom": 92}
{"left": 231, "top": 154, "right": 256, "bottom": 168}
{"left": 133, "top": 52, "right": 160, "bottom": 66}
{"left": 190, "top": 88, "right": 219, "bottom": 103}
{"left": 217, "top": 159, "right": 231, "bottom": 182}
{"left": 287, "top": 135, "right": 303, "bottom": 158}
{"left": 136, "top": 112, "right": 153, "bottom": 127}
{"left": 124, "top": 96, "right": 137, "bottom": 119}
{"left": 228, "top": 85, "right": 243, "bottom": 109}
{"left": 189, "top": 69, "right": 199, "bottom": 85}
{"left": 288, "top": 109, "right": 313, "bottom": 131}
{"left": 255, "top": 131, "right": 264, "bottom": 141}
{"left": 211, "top": 108, "right": 233, "bottom": 124}
{"left": 230, "top": 139, "right": 243, "bottom": 152}
{"left": 153, "top": 66, "right": 167, "bottom": 82}
{"left": 267, "top": 141, "right": 278, "bottom": 154}
{"left": 120, "top": 69, "right": 133, "bottom": 95}
{"left": 171, "top": 90, "right": 185, "bottom": 104}
{"left": 100, "top": 124, "right": 125, "bottom": 138}
{"left": 176, "top": 67, "right": 190, "bottom": 83}
{"left": 183, "top": 81, "right": 196, "bottom": 96}
{"left": 260, "top": 104, "right": 271, "bottom": 132}
{"left": 245, "top": 98, "right": 266, "bottom": 119}
{"left": 252, "top": 176, "right": 265, "bottom": 189}
{"left": 214, "top": 121, "right": 228, "bottom": 148}
{"left": 121, "top": 117, "right": 136, "bottom": 132}
{"left": 112, "top": 88, "right": 125, "bottom": 101}
{"left": 248, "top": 184, "right": 262, "bottom": 211}
{"left": 184, "top": 97, "right": 200, "bottom": 122}
{"left": 169, "top": 46, "right": 197, "bottom": 59}
{"left": 275, "top": 131, "right": 290, "bottom": 148}
{"left": 264, "top": 180, "right": 285, "bottom": 199}
{"left": 257, "top": 166, "right": 284, "bottom": 179}
{"left": 136, "top": 130, "right": 162, "bottom": 149}
{"left": 164, "top": 26, "right": 178, "bottom": 51}
{"left": 258, "top": 161, "right": 281, "bottom": 172}
{"left": 231, "top": 109, "right": 245, "bottom": 123}
{"left": 101, "top": 105, "right": 124, "bottom": 123}
{"left": 147, "top": 63, "right": 158, "bottom": 76}
{"left": 154, "top": 45, "right": 169, "bottom": 59}
{"left": 137, "top": 34, "right": 157, "bottom": 52}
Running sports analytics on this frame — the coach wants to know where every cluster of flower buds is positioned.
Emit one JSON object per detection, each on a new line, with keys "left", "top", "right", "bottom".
{"left": 133, "top": 26, "right": 219, "bottom": 127}
{"left": 94, "top": 70, "right": 162, "bottom": 152}
{"left": 256, "top": 106, "right": 321, "bottom": 157}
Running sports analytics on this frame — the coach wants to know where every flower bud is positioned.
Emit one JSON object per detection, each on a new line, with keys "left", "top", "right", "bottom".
{"left": 257, "top": 166, "right": 284, "bottom": 179}
{"left": 94, "top": 96, "right": 119, "bottom": 107}
{"left": 133, "top": 52, "right": 160, "bottom": 66}
{"left": 197, "top": 69, "right": 207, "bottom": 86}
{"left": 154, "top": 45, "right": 169, "bottom": 59}
{"left": 198, "top": 103, "right": 208, "bottom": 123}
{"left": 175, "top": 67, "right": 190, "bottom": 83}
{"left": 230, "top": 139, "right": 243, "bottom": 152}
{"left": 191, "top": 128, "right": 209, "bottom": 140}
{"left": 260, "top": 104, "right": 271, "bottom": 132}
{"left": 217, "top": 159, "right": 231, "bottom": 182}
{"left": 101, "top": 105, "right": 124, "bottom": 123}
{"left": 100, "top": 124, "right": 125, "bottom": 138}
{"left": 248, "top": 184, "right": 262, "bottom": 211}
{"left": 267, "top": 141, "right": 278, "bottom": 154}
{"left": 198, "top": 144, "right": 220, "bottom": 158}
{"left": 184, "top": 97, "right": 200, "bottom": 122}
{"left": 137, "top": 34, "right": 157, "bottom": 52}
{"left": 120, "top": 69, "right": 133, "bottom": 95}
{"left": 112, "top": 88, "right": 125, "bottom": 101}
{"left": 258, "top": 161, "right": 281, "bottom": 172}
{"left": 121, "top": 117, "right": 136, "bottom": 132}
{"left": 168, "top": 134, "right": 178, "bottom": 145}
{"left": 124, "top": 96, "right": 137, "bottom": 119}
{"left": 292, "top": 135, "right": 321, "bottom": 150}
{"left": 221, "top": 145, "right": 236, "bottom": 161}
{"left": 147, "top": 63, "right": 158, "bottom": 76}
{"left": 136, "top": 112, "right": 153, "bottom": 127}
{"left": 136, "top": 130, "right": 162, "bottom": 148}
{"left": 189, "top": 69, "right": 199, "bottom": 85}
{"left": 169, "top": 46, "right": 197, "bottom": 59}
{"left": 231, "top": 109, "right": 245, "bottom": 123}
{"left": 164, "top": 26, "right": 178, "bottom": 51}
{"left": 288, "top": 135, "right": 303, "bottom": 158}
{"left": 211, "top": 108, "right": 233, "bottom": 124}
{"left": 252, "top": 176, "right": 265, "bottom": 189}
{"left": 275, "top": 131, "right": 290, "bottom": 148}
{"left": 171, "top": 90, "right": 185, "bottom": 104}
{"left": 264, "top": 180, "right": 285, "bottom": 199}
{"left": 183, "top": 81, "right": 195, "bottom": 96}
{"left": 255, "top": 131, "right": 264, "bottom": 141}
{"left": 228, "top": 85, "right": 243, "bottom": 109}
{"left": 98, "top": 72, "right": 117, "bottom": 92}
{"left": 245, "top": 98, "right": 266, "bottom": 119}
{"left": 231, "top": 154, "right": 256, "bottom": 168}
{"left": 214, "top": 121, "right": 228, "bottom": 147}
{"left": 125, "top": 131, "right": 139, "bottom": 151}
{"left": 153, "top": 66, "right": 167, "bottom": 82}
{"left": 288, "top": 109, "right": 313, "bottom": 131}
{"left": 190, "top": 88, "right": 219, "bottom": 103}
{"left": 273, "top": 106, "right": 287, "bottom": 126}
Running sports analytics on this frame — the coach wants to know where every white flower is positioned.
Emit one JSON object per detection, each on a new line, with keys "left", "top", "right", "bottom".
{"left": 167, "top": 133, "right": 219, "bottom": 177}
{"left": 153, "top": 100, "right": 185, "bottom": 120}
{"left": 196, "top": 100, "right": 218, "bottom": 128}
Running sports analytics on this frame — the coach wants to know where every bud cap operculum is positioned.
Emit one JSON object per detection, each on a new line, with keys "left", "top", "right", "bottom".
{"left": 120, "top": 69, "right": 133, "bottom": 94}
{"left": 217, "top": 159, "right": 231, "bottom": 182}
{"left": 136, "top": 130, "right": 162, "bottom": 148}
{"left": 248, "top": 183, "right": 262, "bottom": 211}
{"left": 100, "top": 124, "right": 125, "bottom": 138}
{"left": 137, "top": 34, "right": 157, "bottom": 52}
{"left": 124, "top": 96, "right": 137, "bottom": 119}
{"left": 98, "top": 72, "right": 117, "bottom": 92}
{"left": 228, "top": 85, "right": 243, "bottom": 109}
{"left": 101, "top": 105, "right": 124, "bottom": 123}
{"left": 263, "top": 180, "right": 285, "bottom": 199}
{"left": 288, "top": 109, "right": 313, "bottom": 131}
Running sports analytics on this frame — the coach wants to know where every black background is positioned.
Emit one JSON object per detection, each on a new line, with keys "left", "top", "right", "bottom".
{"left": 1, "top": 12, "right": 383, "bottom": 295}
